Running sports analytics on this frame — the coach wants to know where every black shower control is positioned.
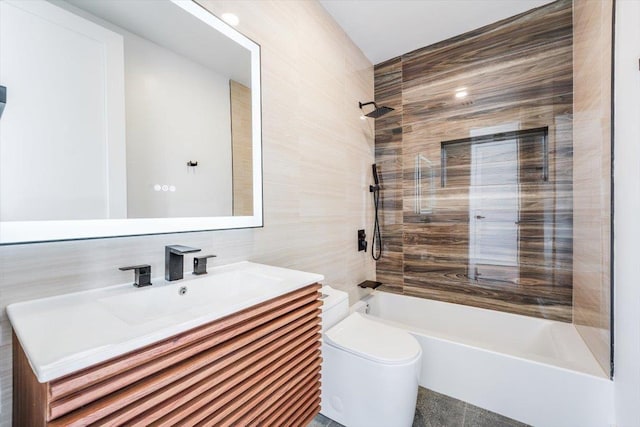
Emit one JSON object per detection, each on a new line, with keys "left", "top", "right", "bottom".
{"left": 358, "top": 229, "right": 367, "bottom": 252}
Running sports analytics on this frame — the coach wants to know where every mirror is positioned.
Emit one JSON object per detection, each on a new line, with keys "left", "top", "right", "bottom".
{"left": 0, "top": 0, "right": 262, "bottom": 244}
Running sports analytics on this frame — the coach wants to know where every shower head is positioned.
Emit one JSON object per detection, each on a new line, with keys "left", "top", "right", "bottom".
{"left": 359, "top": 101, "right": 394, "bottom": 119}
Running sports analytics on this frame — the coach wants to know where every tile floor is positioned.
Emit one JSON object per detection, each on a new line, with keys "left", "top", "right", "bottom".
{"left": 308, "top": 387, "right": 529, "bottom": 427}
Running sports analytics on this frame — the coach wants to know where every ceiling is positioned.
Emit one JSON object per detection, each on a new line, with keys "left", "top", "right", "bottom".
{"left": 319, "top": 0, "right": 552, "bottom": 65}
{"left": 64, "top": 0, "right": 251, "bottom": 86}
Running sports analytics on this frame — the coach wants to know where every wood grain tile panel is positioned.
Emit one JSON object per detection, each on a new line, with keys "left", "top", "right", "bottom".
{"left": 375, "top": 0, "right": 575, "bottom": 321}
{"left": 401, "top": 0, "right": 573, "bottom": 88}
{"left": 374, "top": 56, "right": 404, "bottom": 289}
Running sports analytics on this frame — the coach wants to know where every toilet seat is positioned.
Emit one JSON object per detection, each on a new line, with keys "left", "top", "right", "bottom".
{"left": 324, "top": 313, "right": 421, "bottom": 365}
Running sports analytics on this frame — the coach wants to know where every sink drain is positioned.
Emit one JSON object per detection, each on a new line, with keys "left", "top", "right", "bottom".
{"left": 179, "top": 286, "right": 187, "bottom": 296}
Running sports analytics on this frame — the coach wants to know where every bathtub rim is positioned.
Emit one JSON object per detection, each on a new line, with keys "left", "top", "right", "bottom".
{"left": 361, "top": 289, "right": 609, "bottom": 379}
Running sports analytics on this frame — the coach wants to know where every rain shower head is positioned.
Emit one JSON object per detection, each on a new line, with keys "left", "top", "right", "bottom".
{"left": 359, "top": 101, "right": 394, "bottom": 118}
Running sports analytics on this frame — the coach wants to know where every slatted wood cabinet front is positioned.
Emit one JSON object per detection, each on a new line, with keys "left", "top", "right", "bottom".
{"left": 13, "top": 284, "right": 322, "bottom": 426}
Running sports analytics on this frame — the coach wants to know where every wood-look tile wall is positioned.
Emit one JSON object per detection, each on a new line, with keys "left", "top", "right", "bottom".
{"left": 375, "top": 0, "right": 574, "bottom": 321}
{"left": 0, "top": 1, "right": 374, "bottom": 424}
{"left": 230, "top": 80, "right": 254, "bottom": 216}
{"left": 572, "top": 0, "right": 613, "bottom": 376}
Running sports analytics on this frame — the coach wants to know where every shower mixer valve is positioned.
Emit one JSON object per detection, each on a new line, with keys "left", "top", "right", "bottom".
{"left": 358, "top": 229, "right": 367, "bottom": 252}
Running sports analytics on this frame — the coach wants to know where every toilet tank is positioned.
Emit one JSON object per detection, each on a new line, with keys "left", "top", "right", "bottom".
{"left": 320, "top": 285, "right": 349, "bottom": 331}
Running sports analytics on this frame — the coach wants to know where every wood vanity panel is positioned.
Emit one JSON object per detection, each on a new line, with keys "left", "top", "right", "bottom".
{"left": 14, "top": 284, "right": 322, "bottom": 426}
{"left": 241, "top": 373, "right": 320, "bottom": 426}
{"left": 50, "top": 313, "right": 320, "bottom": 425}
{"left": 91, "top": 324, "right": 321, "bottom": 426}
{"left": 49, "top": 296, "right": 321, "bottom": 418}
{"left": 268, "top": 387, "right": 321, "bottom": 427}
{"left": 12, "top": 332, "right": 48, "bottom": 427}
{"left": 205, "top": 350, "right": 320, "bottom": 425}
{"left": 220, "top": 364, "right": 321, "bottom": 427}
{"left": 179, "top": 348, "right": 321, "bottom": 426}
{"left": 301, "top": 402, "right": 323, "bottom": 427}
{"left": 296, "top": 397, "right": 322, "bottom": 426}
{"left": 123, "top": 334, "right": 320, "bottom": 426}
{"left": 259, "top": 372, "right": 321, "bottom": 426}
{"left": 49, "top": 284, "right": 318, "bottom": 399}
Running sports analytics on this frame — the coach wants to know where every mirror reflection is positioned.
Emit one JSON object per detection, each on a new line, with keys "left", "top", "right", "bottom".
{"left": 0, "top": 0, "right": 254, "bottom": 222}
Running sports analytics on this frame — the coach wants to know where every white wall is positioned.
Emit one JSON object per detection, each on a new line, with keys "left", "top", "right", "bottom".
{"left": 0, "top": 1, "right": 374, "bottom": 424}
{"left": 0, "top": 0, "right": 127, "bottom": 221}
{"left": 124, "top": 31, "right": 233, "bottom": 218}
{"left": 613, "top": 1, "right": 640, "bottom": 425}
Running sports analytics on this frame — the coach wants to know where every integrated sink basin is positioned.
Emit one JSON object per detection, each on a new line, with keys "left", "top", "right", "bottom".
{"left": 7, "top": 261, "right": 324, "bottom": 382}
{"left": 97, "top": 270, "right": 283, "bottom": 325}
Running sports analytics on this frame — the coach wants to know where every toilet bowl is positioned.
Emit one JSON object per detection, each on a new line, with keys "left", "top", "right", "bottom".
{"left": 320, "top": 286, "right": 422, "bottom": 427}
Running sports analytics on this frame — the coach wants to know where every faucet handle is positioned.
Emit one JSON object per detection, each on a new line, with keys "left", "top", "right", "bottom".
{"left": 166, "top": 245, "right": 201, "bottom": 255}
{"left": 193, "top": 255, "right": 217, "bottom": 275}
{"left": 119, "top": 264, "right": 152, "bottom": 287}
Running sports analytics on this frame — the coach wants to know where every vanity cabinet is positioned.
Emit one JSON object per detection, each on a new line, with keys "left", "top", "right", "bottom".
{"left": 13, "top": 284, "right": 322, "bottom": 426}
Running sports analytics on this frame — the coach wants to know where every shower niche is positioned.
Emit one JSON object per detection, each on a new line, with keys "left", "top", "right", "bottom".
{"left": 437, "top": 127, "right": 569, "bottom": 291}
{"left": 440, "top": 127, "right": 549, "bottom": 187}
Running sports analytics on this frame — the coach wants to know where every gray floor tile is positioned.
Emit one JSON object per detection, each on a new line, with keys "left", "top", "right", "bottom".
{"left": 413, "top": 387, "right": 466, "bottom": 427}
{"left": 309, "top": 387, "right": 528, "bottom": 427}
{"left": 307, "top": 413, "right": 332, "bottom": 427}
{"left": 462, "top": 404, "right": 530, "bottom": 427}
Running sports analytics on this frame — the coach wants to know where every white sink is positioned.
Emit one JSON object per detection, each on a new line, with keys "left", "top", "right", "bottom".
{"left": 7, "top": 261, "right": 323, "bottom": 382}
{"left": 97, "top": 270, "right": 283, "bottom": 325}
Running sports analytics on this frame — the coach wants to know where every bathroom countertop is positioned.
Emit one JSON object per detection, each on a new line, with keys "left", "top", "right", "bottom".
{"left": 7, "top": 261, "right": 324, "bottom": 383}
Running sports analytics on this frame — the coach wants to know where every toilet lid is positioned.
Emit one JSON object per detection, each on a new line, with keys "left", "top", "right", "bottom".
{"left": 324, "top": 313, "right": 421, "bottom": 365}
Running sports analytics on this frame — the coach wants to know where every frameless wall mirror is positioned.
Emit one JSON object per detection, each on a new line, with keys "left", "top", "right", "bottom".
{"left": 0, "top": 0, "right": 262, "bottom": 244}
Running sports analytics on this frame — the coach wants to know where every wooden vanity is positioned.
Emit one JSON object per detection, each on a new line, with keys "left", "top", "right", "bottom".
{"left": 13, "top": 283, "right": 322, "bottom": 426}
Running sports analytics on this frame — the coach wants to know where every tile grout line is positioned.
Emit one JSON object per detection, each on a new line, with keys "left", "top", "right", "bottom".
{"left": 461, "top": 402, "right": 468, "bottom": 426}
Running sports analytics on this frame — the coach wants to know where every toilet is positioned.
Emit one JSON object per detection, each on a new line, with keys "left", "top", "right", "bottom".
{"left": 320, "top": 285, "right": 422, "bottom": 427}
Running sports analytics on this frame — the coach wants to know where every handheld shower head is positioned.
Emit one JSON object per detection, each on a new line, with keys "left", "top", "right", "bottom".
{"left": 359, "top": 101, "right": 394, "bottom": 118}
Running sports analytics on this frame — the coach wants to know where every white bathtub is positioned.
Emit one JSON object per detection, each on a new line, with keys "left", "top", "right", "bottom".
{"left": 359, "top": 291, "right": 614, "bottom": 427}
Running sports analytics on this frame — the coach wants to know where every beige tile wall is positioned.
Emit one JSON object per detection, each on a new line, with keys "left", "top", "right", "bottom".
{"left": 0, "top": 1, "right": 374, "bottom": 423}
{"left": 572, "top": 0, "right": 613, "bottom": 376}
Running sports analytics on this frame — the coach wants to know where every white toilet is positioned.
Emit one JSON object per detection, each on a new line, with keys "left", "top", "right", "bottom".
{"left": 320, "top": 285, "right": 422, "bottom": 427}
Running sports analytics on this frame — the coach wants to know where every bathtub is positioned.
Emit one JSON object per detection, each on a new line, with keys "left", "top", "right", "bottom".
{"left": 358, "top": 291, "right": 614, "bottom": 427}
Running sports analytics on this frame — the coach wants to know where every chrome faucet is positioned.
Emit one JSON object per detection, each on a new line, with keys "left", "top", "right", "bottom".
{"left": 165, "top": 245, "right": 201, "bottom": 281}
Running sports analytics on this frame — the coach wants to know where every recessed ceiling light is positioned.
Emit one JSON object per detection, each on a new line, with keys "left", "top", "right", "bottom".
{"left": 455, "top": 90, "right": 468, "bottom": 99}
{"left": 222, "top": 13, "right": 239, "bottom": 26}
